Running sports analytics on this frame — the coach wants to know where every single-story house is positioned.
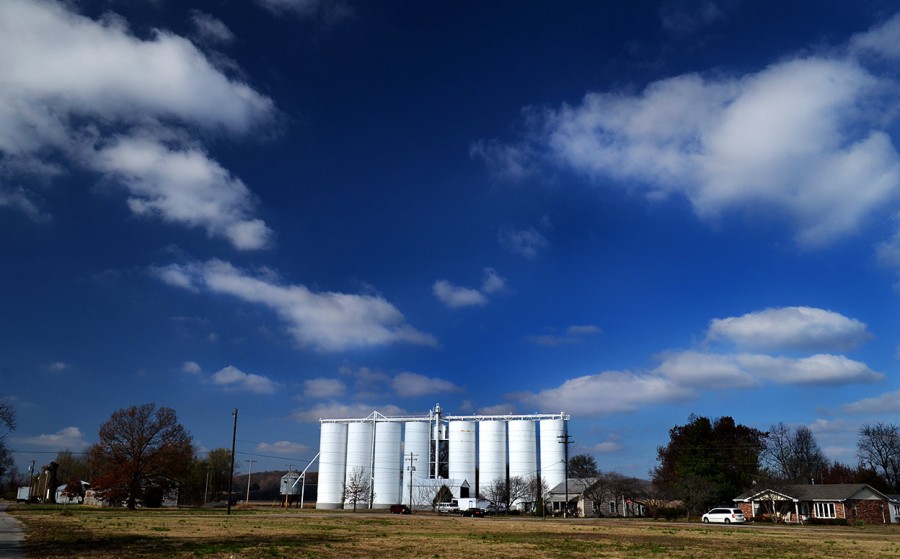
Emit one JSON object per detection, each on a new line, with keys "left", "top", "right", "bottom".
{"left": 735, "top": 484, "right": 893, "bottom": 524}
{"left": 887, "top": 495, "right": 900, "bottom": 524}
{"left": 546, "top": 478, "right": 645, "bottom": 517}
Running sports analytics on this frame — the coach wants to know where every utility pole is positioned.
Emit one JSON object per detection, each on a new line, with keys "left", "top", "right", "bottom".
{"left": 406, "top": 452, "right": 417, "bottom": 512}
{"left": 227, "top": 408, "right": 237, "bottom": 515}
{"left": 203, "top": 465, "right": 210, "bottom": 505}
{"left": 245, "top": 459, "right": 257, "bottom": 504}
{"left": 558, "top": 432, "right": 573, "bottom": 518}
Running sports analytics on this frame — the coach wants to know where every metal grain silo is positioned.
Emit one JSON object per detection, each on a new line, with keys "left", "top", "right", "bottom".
{"left": 316, "top": 422, "right": 347, "bottom": 509}
{"left": 372, "top": 421, "right": 402, "bottom": 507}
{"left": 478, "top": 420, "right": 506, "bottom": 496}
{"left": 401, "top": 421, "right": 430, "bottom": 506}
{"left": 508, "top": 419, "right": 536, "bottom": 480}
{"left": 540, "top": 418, "right": 567, "bottom": 490}
{"left": 448, "top": 420, "right": 476, "bottom": 486}
{"left": 344, "top": 421, "right": 374, "bottom": 508}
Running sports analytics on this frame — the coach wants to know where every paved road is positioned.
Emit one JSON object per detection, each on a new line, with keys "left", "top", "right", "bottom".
{"left": 0, "top": 502, "right": 26, "bottom": 559}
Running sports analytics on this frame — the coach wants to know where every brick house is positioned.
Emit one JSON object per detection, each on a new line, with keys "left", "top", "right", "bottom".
{"left": 734, "top": 484, "right": 892, "bottom": 524}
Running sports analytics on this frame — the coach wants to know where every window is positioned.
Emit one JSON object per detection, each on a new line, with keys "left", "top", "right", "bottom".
{"left": 814, "top": 502, "right": 836, "bottom": 518}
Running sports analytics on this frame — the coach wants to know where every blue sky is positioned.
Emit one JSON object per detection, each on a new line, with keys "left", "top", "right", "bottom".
{"left": 3, "top": 0, "right": 900, "bottom": 479}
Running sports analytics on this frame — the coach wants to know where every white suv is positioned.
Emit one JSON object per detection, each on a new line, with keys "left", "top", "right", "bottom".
{"left": 701, "top": 507, "right": 746, "bottom": 524}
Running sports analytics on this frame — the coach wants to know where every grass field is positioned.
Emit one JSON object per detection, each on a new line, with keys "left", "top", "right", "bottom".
{"left": 8, "top": 505, "right": 900, "bottom": 559}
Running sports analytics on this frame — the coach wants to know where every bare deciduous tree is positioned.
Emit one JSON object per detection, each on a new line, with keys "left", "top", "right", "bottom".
{"left": 857, "top": 422, "right": 900, "bottom": 492}
{"left": 342, "top": 466, "right": 372, "bottom": 511}
{"left": 88, "top": 403, "right": 194, "bottom": 509}
{"left": 763, "top": 422, "right": 828, "bottom": 483}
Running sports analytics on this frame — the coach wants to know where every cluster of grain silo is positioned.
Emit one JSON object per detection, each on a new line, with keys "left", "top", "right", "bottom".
{"left": 316, "top": 405, "right": 569, "bottom": 510}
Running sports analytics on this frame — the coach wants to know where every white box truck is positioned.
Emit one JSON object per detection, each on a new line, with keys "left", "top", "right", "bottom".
{"left": 16, "top": 486, "right": 32, "bottom": 503}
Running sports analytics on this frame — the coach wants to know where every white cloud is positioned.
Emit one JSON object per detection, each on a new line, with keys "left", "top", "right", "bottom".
{"left": 706, "top": 306, "right": 871, "bottom": 352}
{"left": 211, "top": 365, "right": 278, "bottom": 394}
{"left": 16, "top": 426, "right": 89, "bottom": 450}
{"left": 849, "top": 12, "right": 900, "bottom": 60}
{"left": 292, "top": 402, "right": 406, "bottom": 423}
{"left": 47, "top": 361, "right": 68, "bottom": 372}
{"left": 391, "top": 372, "right": 462, "bottom": 398}
{"left": 155, "top": 259, "right": 436, "bottom": 352}
{"left": 0, "top": 0, "right": 275, "bottom": 249}
{"left": 483, "top": 18, "right": 900, "bottom": 249}
{"left": 94, "top": 135, "right": 272, "bottom": 250}
{"left": 515, "top": 347, "right": 881, "bottom": 419}
{"left": 481, "top": 268, "right": 506, "bottom": 294}
{"left": 652, "top": 350, "right": 758, "bottom": 389}
{"left": 593, "top": 440, "right": 624, "bottom": 454}
{"left": 841, "top": 390, "right": 900, "bottom": 414}
{"left": 499, "top": 226, "right": 549, "bottom": 259}
{"left": 433, "top": 268, "right": 506, "bottom": 309}
{"left": 190, "top": 11, "right": 235, "bottom": 45}
{"left": 477, "top": 403, "right": 518, "bottom": 415}
{"left": 654, "top": 350, "right": 882, "bottom": 387}
{"left": 181, "top": 361, "right": 202, "bottom": 374}
{"left": 254, "top": 440, "right": 311, "bottom": 456}
{"left": 741, "top": 353, "right": 883, "bottom": 385}
{"left": 512, "top": 370, "right": 695, "bottom": 417}
{"left": 0, "top": 187, "right": 50, "bottom": 222}
{"left": 432, "top": 280, "right": 487, "bottom": 308}
{"left": 470, "top": 139, "right": 536, "bottom": 182}
{"left": 303, "top": 378, "right": 346, "bottom": 399}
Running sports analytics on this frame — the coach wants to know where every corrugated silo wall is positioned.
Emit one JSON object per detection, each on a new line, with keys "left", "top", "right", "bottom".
{"left": 448, "top": 421, "right": 476, "bottom": 487}
{"left": 540, "top": 418, "right": 567, "bottom": 490}
{"left": 373, "top": 422, "right": 402, "bottom": 507}
{"left": 478, "top": 420, "right": 506, "bottom": 497}
{"left": 402, "top": 422, "right": 430, "bottom": 507}
{"left": 344, "top": 422, "right": 374, "bottom": 508}
{"left": 316, "top": 422, "right": 347, "bottom": 509}
{"left": 508, "top": 420, "right": 536, "bottom": 480}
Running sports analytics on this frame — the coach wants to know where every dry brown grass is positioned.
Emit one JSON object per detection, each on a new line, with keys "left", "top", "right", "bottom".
{"left": 9, "top": 505, "right": 900, "bottom": 559}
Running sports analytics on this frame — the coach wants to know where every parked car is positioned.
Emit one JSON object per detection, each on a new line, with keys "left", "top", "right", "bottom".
{"left": 701, "top": 507, "right": 746, "bottom": 524}
{"left": 389, "top": 504, "right": 411, "bottom": 514}
{"left": 461, "top": 507, "right": 486, "bottom": 518}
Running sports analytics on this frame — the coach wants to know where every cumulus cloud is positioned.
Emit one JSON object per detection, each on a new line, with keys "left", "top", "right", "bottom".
{"left": 0, "top": 0, "right": 275, "bottom": 249}
{"left": 512, "top": 370, "right": 695, "bottom": 417}
{"left": 254, "top": 440, "right": 311, "bottom": 456}
{"left": 181, "top": 361, "right": 202, "bottom": 374}
{"left": 498, "top": 226, "right": 549, "bottom": 258}
{"left": 849, "top": 12, "right": 900, "bottom": 60}
{"left": 16, "top": 426, "right": 89, "bottom": 450}
{"left": 706, "top": 306, "right": 871, "bottom": 352}
{"left": 155, "top": 259, "right": 436, "bottom": 351}
{"left": 211, "top": 365, "right": 278, "bottom": 394}
{"left": 514, "top": 347, "right": 881, "bottom": 418}
{"left": 190, "top": 10, "right": 235, "bottom": 45}
{"left": 303, "top": 377, "right": 346, "bottom": 399}
{"left": 841, "top": 390, "right": 900, "bottom": 414}
{"left": 654, "top": 350, "right": 882, "bottom": 387}
{"left": 292, "top": 402, "right": 406, "bottom": 423}
{"left": 433, "top": 268, "right": 506, "bottom": 308}
{"left": 479, "top": 17, "right": 900, "bottom": 250}
{"left": 391, "top": 372, "right": 462, "bottom": 398}
{"left": 93, "top": 135, "right": 273, "bottom": 250}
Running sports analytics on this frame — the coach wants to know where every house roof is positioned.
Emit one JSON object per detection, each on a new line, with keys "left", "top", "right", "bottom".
{"left": 736, "top": 484, "right": 887, "bottom": 502}
{"left": 547, "top": 477, "right": 598, "bottom": 497}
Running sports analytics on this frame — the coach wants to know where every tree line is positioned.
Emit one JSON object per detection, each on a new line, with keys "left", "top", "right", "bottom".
{"left": 2, "top": 401, "right": 899, "bottom": 513}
